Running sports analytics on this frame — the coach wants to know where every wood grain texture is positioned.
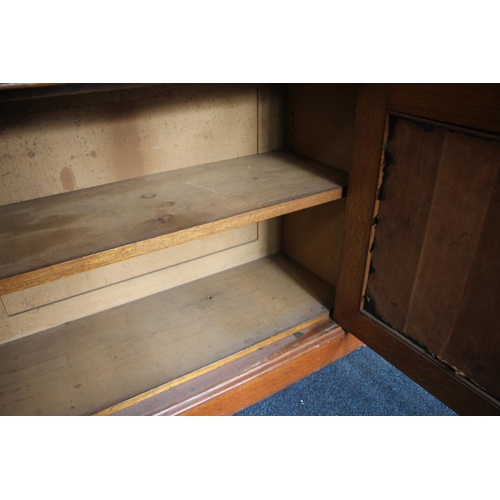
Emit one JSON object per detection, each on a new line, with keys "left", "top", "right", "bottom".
{"left": 0, "top": 84, "right": 258, "bottom": 205}
{"left": 335, "top": 84, "right": 500, "bottom": 414}
{"left": 101, "top": 320, "right": 361, "bottom": 416}
{"left": 1, "top": 224, "right": 257, "bottom": 315}
{"left": 0, "top": 83, "right": 59, "bottom": 89}
{"left": 178, "top": 326, "right": 361, "bottom": 416}
{"left": 355, "top": 310, "right": 500, "bottom": 415}
{"left": 283, "top": 199, "right": 346, "bottom": 287}
{"left": 0, "top": 151, "right": 345, "bottom": 295}
{"left": 0, "top": 253, "right": 335, "bottom": 415}
{"left": 258, "top": 84, "right": 286, "bottom": 153}
{"left": 0, "top": 84, "right": 256, "bottom": 116}
{"left": 445, "top": 181, "right": 500, "bottom": 396}
{"left": 0, "top": 84, "right": 157, "bottom": 102}
{"left": 283, "top": 84, "right": 356, "bottom": 286}
{"left": 389, "top": 84, "right": 500, "bottom": 136}
{"left": 403, "top": 127, "right": 500, "bottom": 349}
{"left": 366, "top": 118, "right": 445, "bottom": 330}
{"left": 0, "top": 220, "right": 280, "bottom": 344}
{"left": 334, "top": 84, "right": 388, "bottom": 324}
{"left": 287, "top": 84, "right": 359, "bottom": 172}
{"left": 366, "top": 117, "right": 500, "bottom": 399}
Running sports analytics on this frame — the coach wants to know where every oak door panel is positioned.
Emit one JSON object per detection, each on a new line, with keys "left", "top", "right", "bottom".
{"left": 335, "top": 84, "right": 500, "bottom": 415}
{"left": 365, "top": 116, "right": 500, "bottom": 399}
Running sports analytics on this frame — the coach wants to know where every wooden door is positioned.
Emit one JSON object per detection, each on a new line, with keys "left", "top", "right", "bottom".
{"left": 334, "top": 84, "right": 500, "bottom": 415}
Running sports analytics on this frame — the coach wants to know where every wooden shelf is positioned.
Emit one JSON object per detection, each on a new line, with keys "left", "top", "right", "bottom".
{"left": 0, "top": 83, "right": 157, "bottom": 102}
{"left": 0, "top": 150, "right": 345, "bottom": 295}
{"left": 100, "top": 319, "right": 362, "bottom": 416}
{"left": 0, "top": 253, "right": 335, "bottom": 416}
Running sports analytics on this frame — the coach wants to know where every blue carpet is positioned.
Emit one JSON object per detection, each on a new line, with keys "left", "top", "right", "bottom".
{"left": 235, "top": 345, "right": 457, "bottom": 416}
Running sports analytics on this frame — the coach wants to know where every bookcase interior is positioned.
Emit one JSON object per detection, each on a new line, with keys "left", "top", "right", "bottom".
{"left": 0, "top": 83, "right": 359, "bottom": 415}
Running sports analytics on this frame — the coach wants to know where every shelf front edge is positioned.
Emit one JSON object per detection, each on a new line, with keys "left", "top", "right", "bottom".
{"left": 0, "top": 188, "right": 343, "bottom": 296}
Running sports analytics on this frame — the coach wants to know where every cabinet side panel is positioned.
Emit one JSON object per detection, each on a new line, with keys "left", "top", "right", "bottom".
{"left": 258, "top": 84, "right": 286, "bottom": 153}
{"left": 282, "top": 200, "right": 345, "bottom": 288}
{"left": 283, "top": 84, "right": 358, "bottom": 287}
{"left": 0, "top": 84, "right": 258, "bottom": 206}
{"left": 286, "top": 84, "right": 358, "bottom": 173}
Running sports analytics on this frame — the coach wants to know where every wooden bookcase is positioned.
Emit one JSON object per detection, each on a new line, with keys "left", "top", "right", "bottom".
{"left": 1, "top": 83, "right": 499, "bottom": 416}
{"left": 0, "top": 84, "right": 362, "bottom": 415}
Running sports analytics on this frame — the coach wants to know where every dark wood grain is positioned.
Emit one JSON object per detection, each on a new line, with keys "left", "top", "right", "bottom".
{"left": 334, "top": 84, "right": 500, "bottom": 415}
{"left": 366, "top": 118, "right": 444, "bottom": 330}
{"left": 101, "top": 319, "right": 362, "bottom": 416}
{"left": 0, "top": 151, "right": 345, "bottom": 295}
{"left": 356, "top": 311, "right": 500, "bottom": 415}
{"left": 403, "top": 127, "right": 500, "bottom": 351}
{"left": 366, "top": 118, "right": 500, "bottom": 399}
{"left": 389, "top": 84, "right": 500, "bottom": 135}
{"left": 334, "top": 84, "right": 388, "bottom": 322}
{"left": 0, "top": 84, "right": 158, "bottom": 102}
{"left": 286, "top": 84, "right": 359, "bottom": 172}
{"left": 438, "top": 177, "right": 500, "bottom": 396}
{"left": 282, "top": 84, "right": 357, "bottom": 288}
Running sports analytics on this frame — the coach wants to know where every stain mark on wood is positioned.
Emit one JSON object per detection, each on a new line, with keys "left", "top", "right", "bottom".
{"left": 156, "top": 215, "right": 173, "bottom": 224}
{"left": 60, "top": 167, "right": 76, "bottom": 191}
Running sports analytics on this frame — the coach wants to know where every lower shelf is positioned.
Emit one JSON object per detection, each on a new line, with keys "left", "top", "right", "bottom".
{"left": 101, "top": 319, "right": 362, "bottom": 416}
{"left": 0, "top": 253, "right": 338, "bottom": 416}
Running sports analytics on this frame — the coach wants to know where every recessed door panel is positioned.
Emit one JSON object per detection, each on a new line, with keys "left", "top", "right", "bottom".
{"left": 364, "top": 117, "right": 500, "bottom": 399}
{"left": 334, "top": 84, "right": 500, "bottom": 415}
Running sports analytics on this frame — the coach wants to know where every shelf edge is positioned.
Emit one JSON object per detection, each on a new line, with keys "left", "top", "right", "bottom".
{"left": 95, "top": 312, "right": 331, "bottom": 415}
{"left": 96, "top": 316, "right": 364, "bottom": 416}
{"left": 0, "top": 188, "right": 344, "bottom": 296}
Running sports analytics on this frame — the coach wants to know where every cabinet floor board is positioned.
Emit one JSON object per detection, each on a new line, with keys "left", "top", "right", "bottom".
{"left": 0, "top": 253, "right": 334, "bottom": 416}
{"left": 100, "top": 319, "right": 361, "bottom": 416}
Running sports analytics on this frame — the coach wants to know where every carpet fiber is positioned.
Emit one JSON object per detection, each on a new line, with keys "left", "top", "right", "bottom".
{"left": 235, "top": 345, "right": 457, "bottom": 416}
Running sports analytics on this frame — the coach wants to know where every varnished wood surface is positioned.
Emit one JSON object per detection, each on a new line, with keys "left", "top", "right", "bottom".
{"left": 356, "top": 310, "right": 500, "bottom": 415}
{"left": 367, "top": 117, "right": 500, "bottom": 398}
{"left": 179, "top": 325, "right": 361, "bottom": 416}
{"left": 0, "top": 84, "right": 158, "bottom": 102}
{"left": 283, "top": 84, "right": 356, "bottom": 287}
{"left": 334, "top": 84, "right": 387, "bottom": 322}
{"left": 0, "top": 151, "right": 345, "bottom": 295}
{"left": 286, "top": 84, "right": 358, "bottom": 173}
{"left": 389, "top": 84, "right": 500, "bottom": 136}
{"left": 0, "top": 84, "right": 58, "bottom": 89}
{"left": 0, "top": 253, "right": 335, "bottom": 415}
{"left": 283, "top": 200, "right": 346, "bottom": 287}
{"left": 446, "top": 181, "right": 500, "bottom": 395}
{"left": 334, "top": 84, "right": 500, "bottom": 414}
{"left": 366, "top": 118, "right": 447, "bottom": 331}
{"left": 102, "top": 320, "right": 361, "bottom": 416}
